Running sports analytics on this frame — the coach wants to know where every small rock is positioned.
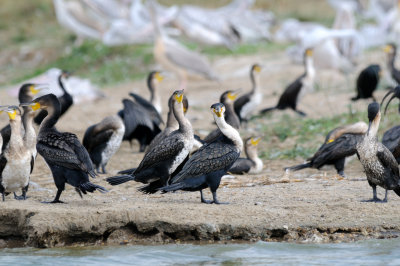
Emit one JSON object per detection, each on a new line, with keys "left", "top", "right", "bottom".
{"left": 255, "top": 202, "right": 262, "bottom": 205}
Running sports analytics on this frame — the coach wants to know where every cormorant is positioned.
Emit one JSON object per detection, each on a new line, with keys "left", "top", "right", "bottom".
{"left": 381, "top": 85, "right": 400, "bottom": 162}
{"left": 83, "top": 115, "right": 125, "bottom": 174}
{"left": 107, "top": 90, "right": 194, "bottom": 194}
{"left": 0, "top": 106, "right": 34, "bottom": 201}
{"left": 118, "top": 96, "right": 162, "bottom": 152}
{"left": 384, "top": 43, "right": 400, "bottom": 84}
{"left": 351, "top": 64, "right": 381, "bottom": 101}
{"left": 160, "top": 103, "right": 243, "bottom": 204}
{"left": 228, "top": 137, "right": 263, "bottom": 174}
{"left": 260, "top": 48, "right": 315, "bottom": 116}
{"left": 34, "top": 70, "right": 74, "bottom": 125}
{"left": 31, "top": 94, "right": 107, "bottom": 203}
{"left": 1, "top": 83, "right": 44, "bottom": 151}
{"left": 285, "top": 122, "right": 368, "bottom": 177}
{"left": 234, "top": 64, "right": 262, "bottom": 123}
{"left": 204, "top": 89, "right": 240, "bottom": 143}
{"left": 356, "top": 102, "right": 400, "bottom": 202}
{"left": 117, "top": 93, "right": 189, "bottom": 175}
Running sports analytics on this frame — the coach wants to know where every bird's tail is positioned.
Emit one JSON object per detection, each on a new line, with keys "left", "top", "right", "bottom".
{"left": 106, "top": 175, "right": 134, "bottom": 186}
{"left": 260, "top": 106, "right": 276, "bottom": 114}
{"left": 284, "top": 162, "right": 311, "bottom": 172}
{"left": 159, "top": 182, "right": 184, "bottom": 193}
{"left": 394, "top": 187, "right": 400, "bottom": 197}
{"left": 80, "top": 182, "right": 108, "bottom": 193}
{"left": 117, "top": 168, "right": 136, "bottom": 175}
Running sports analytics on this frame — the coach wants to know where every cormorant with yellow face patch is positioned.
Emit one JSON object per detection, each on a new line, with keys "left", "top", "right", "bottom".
{"left": 0, "top": 106, "right": 34, "bottom": 201}
{"left": 260, "top": 49, "right": 315, "bottom": 116}
{"left": 234, "top": 64, "right": 262, "bottom": 123}
{"left": 160, "top": 103, "right": 242, "bottom": 204}
{"left": 228, "top": 137, "right": 263, "bottom": 174}
{"left": 107, "top": 90, "right": 194, "bottom": 194}
{"left": 285, "top": 122, "right": 368, "bottom": 177}
{"left": 29, "top": 94, "right": 107, "bottom": 203}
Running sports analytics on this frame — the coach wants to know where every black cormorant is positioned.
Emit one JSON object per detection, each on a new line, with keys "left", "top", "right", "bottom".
{"left": 204, "top": 89, "right": 240, "bottom": 143}
{"left": 260, "top": 48, "right": 315, "bottom": 116}
{"left": 107, "top": 90, "right": 194, "bottom": 194}
{"left": 31, "top": 94, "right": 107, "bottom": 203}
{"left": 285, "top": 122, "right": 368, "bottom": 177}
{"left": 384, "top": 43, "right": 400, "bottom": 84}
{"left": 1, "top": 83, "right": 44, "bottom": 151}
{"left": 356, "top": 102, "right": 400, "bottom": 202}
{"left": 34, "top": 70, "right": 74, "bottom": 125}
{"left": 83, "top": 115, "right": 125, "bottom": 174}
{"left": 351, "top": 64, "right": 381, "bottom": 101}
{"left": 160, "top": 103, "right": 243, "bottom": 204}
{"left": 234, "top": 64, "right": 262, "bottom": 123}
{"left": 228, "top": 137, "right": 263, "bottom": 174}
{"left": 0, "top": 106, "right": 34, "bottom": 201}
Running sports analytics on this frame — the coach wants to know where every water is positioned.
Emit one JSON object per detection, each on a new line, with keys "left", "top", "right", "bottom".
{"left": 1, "top": 239, "right": 400, "bottom": 265}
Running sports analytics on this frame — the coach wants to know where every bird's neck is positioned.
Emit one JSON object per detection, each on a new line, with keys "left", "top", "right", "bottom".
{"left": 305, "top": 56, "right": 315, "bottom": 78}
{"left": 149, "top": 81, "right": 162, "bottom": 114}
{"left": 166, "top": 109, "right": 179, "bottom": 130}
{"left": 215, "top": 116, "right": 243, "bottom": 151}
{"left": 9, "top": 117, "right": 23, "bottom": 149}
{"left": 22, "top": 108, "right": 36, "bottom": 150}
{"left": 58, "top": 75, "right": 67, "bottom": 92}
{"left": 250, "top": 72, "right": 260, "bottom": 93}
{"left": 388, "top": 53, "right": 396, "bottom": 72}
{"left": 173, "top": 103, "right": 192, "bottom": 135}
{"left": 39, "top": 106, "right": 60, "bottom": 132}
{"left": 224, "top": 102, "right": 240, "bottom": 129}
{"left": 367, "top": 118, "right": 380, "bottom": 140}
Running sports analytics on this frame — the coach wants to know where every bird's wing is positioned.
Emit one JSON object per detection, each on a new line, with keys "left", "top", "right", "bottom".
{"left": 228, "top": 158, "right": 252, "bottom": 174}
{"left": 37, "top": 131, "right": 96, "bottom": 177}
{"left": 135, "top": 133, "right": 185, "bottom": 173}
{"left": 377, "top": 143, "right": 399, "bottom": 177}
{"left": 129, "top": 93, "right": 163, "bottom": 125}
{"left": 121, "top": 99, "right": 154, "bottom": 138}
{"left": 171, "top": 141, "right": 239, "bottom": 183}
{"left": 277, "top": 74, "right": 305, "bottom": 108}
{"left": 164, "top": 38, "right": 217, "bottom": 79}
{"left": 382, "top": 125, "right": 400, "bottom": 152}
{"left": 0, "top": 154, "right": 7, "bottom": 183}
{"left": 312, "top": 134, "right": 361, "bottom": 168}
{"left": 83, "top": 124, "right": 114, "bottom": 152}
{"left": 234, "top": 93, "right": 251, "bottom": 117}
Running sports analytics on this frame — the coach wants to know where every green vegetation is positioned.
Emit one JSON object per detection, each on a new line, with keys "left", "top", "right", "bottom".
{"left": 257, "top": 107, "right": 400, "bottom": 160}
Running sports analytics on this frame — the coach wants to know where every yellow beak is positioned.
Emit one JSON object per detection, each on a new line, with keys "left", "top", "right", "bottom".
{"left": 175, "top": 94, "right": 183, "bottom": 103}
{"left": 7, "top": 110, "right": 17, "bottom": 120}
{"left": 155, "top": 72, "right": 164, "bottom": 82}
{"left": 326, "top": 138, "right": 334, "bottom": 144}
{"left": 31, "top": 102, "right": 41, "bottom": 111}
{"left": 251, "top": 137, "right": 260, "bottom": 146}
{"left": 254, "top": 65, "right": 261, "bottom": 73}
{"left": 29, "top": 85, "right": 40, "bottom": 95}
{"left": 306, "top": 49, "right": 313, "bottom": 57}
{"left": 384, "top": 45, "right": 393, "bottom": 53}
{"left": 213, "top": 108, "right": 222, "bottom": 117}
{"left": 227, "top": 92, "right": 238, "bottom": 101}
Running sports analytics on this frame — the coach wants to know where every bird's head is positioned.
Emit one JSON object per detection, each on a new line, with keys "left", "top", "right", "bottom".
{"left": 305, "top": 48, "right": 313, "bottom": 57}
{"left": 4, "top": 105, "right": 22, "bottom": 121}
{"left": 381, "top": 85, "right": 400, "bottom": 115}
{"left": 169, "top": 91, "right": 188, "bottom": 114}
{"left": 384, "top": 43, "right": 396, "bottom": 55}
{"left": 211, "top": 102, "right": 226, "bottom": 118}
{"left": 220, "top": 89, "right": 240, "bottom": 104}
{"left": 61, "top": 70, "right": 72, "bottom": 79}
{"left": 367, "top": 102, "right": 380, "bottom": 136}
{"left": 28, "top": 93, "right": 60, "bottom": 112}
{"left": 245, "top": 136, "right": 261, "bottom": 153}
{"left": 18, "top": 83, "right": 48, "bottom": 102}
{"left": 251, "top": 64, "right": 262, "bottom": 74}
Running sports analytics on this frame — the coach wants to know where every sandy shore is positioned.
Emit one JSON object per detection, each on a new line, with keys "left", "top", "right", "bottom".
{"left": 0, "top": 51, "right": 399, "bottom": 248}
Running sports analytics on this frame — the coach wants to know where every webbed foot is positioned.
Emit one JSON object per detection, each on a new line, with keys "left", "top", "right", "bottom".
{"left": 362, "top": 198, "right": 387, "bottom": 203}
{"left": 42, "top": 200, "right": 65, "bottom": 204}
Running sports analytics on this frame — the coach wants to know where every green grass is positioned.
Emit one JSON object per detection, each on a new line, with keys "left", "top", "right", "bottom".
{"left": 256, "top": 106, "right": 400, "bottom": 160}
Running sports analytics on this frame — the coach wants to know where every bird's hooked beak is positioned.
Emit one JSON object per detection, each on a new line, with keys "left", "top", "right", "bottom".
{"left": 29, "top": 84, "right": 48, "bottom": 95}
{"left": 306, "top": 49, "right": 313, "bottom": 57}
{"left": 227, "top": 90, "right": 239, "bottom": 101}
{"left": 155, "top": 71, "right": 164, "bottom": 82}
{"left": 5, "top": 107, "right": 19, "bottom": 120}
{"left": 383, "top": 45, "right": 393, "bottom": 53}
{"left": 174, "top": 90, "right": 184, "bottom": 103}
{"left": 254, "top": 65, "right": 261, "bottom": 73}
{"left": 250, "top": 137, "right": 261, "bottom": 146}
{"left": 212, "top": 105, "right": 224, "bottom": 117}
{"left": 381, "top": 89, "right": 397, "bottom": 115}
{"left": 19, "top": 102, "right": 41, "bottom": 111}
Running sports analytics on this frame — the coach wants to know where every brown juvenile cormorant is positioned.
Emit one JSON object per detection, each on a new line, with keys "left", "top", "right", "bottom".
{"left": 351, "top": 64, "right": 381, "bottom": 101}
{"left": 31, "top": 94, "right": 107, "bottom": 203}
{"left": 228, "top": 137, "right": 263, "bottom": 174}
{"left": 83, "top": 115, "right": 125, "bottom": 174}
{"left": 160, "top": 103, "right": 243, "bottom": 204}
{"left": 1, "top": 83, "right": 44, "bottom": 151}
{"left": 356, "top": 102, "right": 400, "bottom": 202}
{"left": 384, "top": 43, "right": 400, "bottom": 84}
{"left": 234, "top": 64, "right": 262, "bottom": 123}
{"left": 34, "top": 70, "right": 74, "bottom": 125}
{"left": 204, "top": 89, "right": 240, "bottom": 143}
{"left": 107, "top": 90, "right": 194, "bottom": 194}
{"left": 0, "top": 106, "right": 34, "bottom": 201}
{"left": 285, "top": 122, "right": 368, "bottom": 177}
{"left": 260, "top": 48, "right": 315, "bottom": 116}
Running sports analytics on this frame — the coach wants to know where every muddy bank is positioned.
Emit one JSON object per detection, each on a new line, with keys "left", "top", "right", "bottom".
{"left": 0, "top": 176, "right": 400, "bottom": 248}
